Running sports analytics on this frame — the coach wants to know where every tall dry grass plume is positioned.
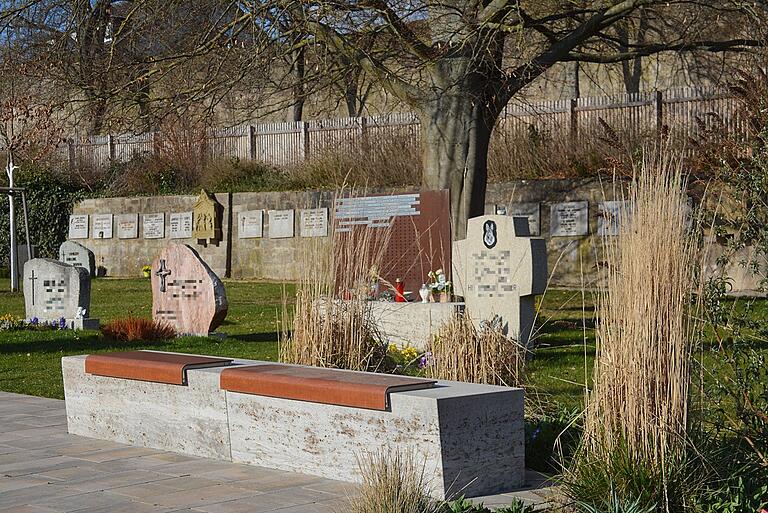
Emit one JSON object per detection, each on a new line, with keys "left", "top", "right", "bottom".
{"left": 280, "top": 190, "right": 392, "bottom": 371}
{"left": 344, "top": 449, "right": 439, "bottom": 513}
{"left": 426, "top": 313, "right": 525, "bottom": 387}
{"left": 583, "top": 151, "right": 702, "bottom": 471}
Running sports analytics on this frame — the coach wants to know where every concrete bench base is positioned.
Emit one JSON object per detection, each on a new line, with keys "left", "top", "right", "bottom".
{"left": 62, "top": 354, "right": 524, "bottom": 499}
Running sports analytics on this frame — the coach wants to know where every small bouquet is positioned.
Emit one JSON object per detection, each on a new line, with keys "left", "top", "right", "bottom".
{"left": 427, "top": 269, "right": 452, "bottom": 302}
{"left": 142, "top": 265, "right": 152, "bottom": 278}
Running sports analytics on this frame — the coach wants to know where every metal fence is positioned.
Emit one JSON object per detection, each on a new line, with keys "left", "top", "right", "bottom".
{"left": 62, "top": 86, "right": 746, "bottom": 170}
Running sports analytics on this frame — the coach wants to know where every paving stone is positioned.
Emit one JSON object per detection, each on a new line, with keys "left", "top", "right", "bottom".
{"left": 144, "top": 484, "right": 260, "bottom": 508}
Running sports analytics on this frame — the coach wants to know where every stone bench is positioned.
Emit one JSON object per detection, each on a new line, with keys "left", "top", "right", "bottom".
{"left": 63, "top": 351, "right": 525, "bottom": 499}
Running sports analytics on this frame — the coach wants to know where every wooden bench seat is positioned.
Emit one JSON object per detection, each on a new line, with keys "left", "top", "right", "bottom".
{"left": 85, "top": 351, "right": 233, "bottom": 385}
{"left": 220, "top": 364, "right": 436, "bottom": 410}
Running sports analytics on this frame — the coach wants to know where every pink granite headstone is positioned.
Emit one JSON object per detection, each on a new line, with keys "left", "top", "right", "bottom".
{"left": 151, "top": 243, "right": 228, "bottom": 336}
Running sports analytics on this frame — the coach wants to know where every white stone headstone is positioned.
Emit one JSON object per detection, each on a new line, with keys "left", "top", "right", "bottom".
{"left": 170, "top": 212, "right": 193, "bottom": 239}
{"left": 116, "top": 213, "right": 139, "bottom": 239}
{"left": 597, "top": 201, "right": 629, "bottom": 236}
{"left": 550, "top": 201, "right": 588, "bottom": 237}
{"left": 92, "top": 214, "right": 113, "bottom": 239}
{"left": 59, "top": 240, "right": 96, "bottom": 277}
{"left": 23, "top": 258, "right": 93, "bottom": 324}
{"left": 68, "top": 215, "right": 89, "bottom": 239}
{"left": 452, "top": 215, "right": 547, "bottom": 347}
{"left": 152, "top": 243, "right": 228, "bottom": 336}
{"left": 268, "top": 210, "right": 295, "bottom": 238}
{"left": 143, "top": 213, "right": 165, "bottom": 239}
{"left": 238, "top": 210, "right": 264, "bottom": 238}
{"left": 300, "top": 208, "right": 328, "bottom": 237}
{"left": 506, "top": 202, "right": 541, "bottom": 236}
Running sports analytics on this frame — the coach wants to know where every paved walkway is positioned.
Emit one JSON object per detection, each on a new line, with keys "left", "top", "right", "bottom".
{"left": 0, "top": 392, "right": 554, "bottom": 512}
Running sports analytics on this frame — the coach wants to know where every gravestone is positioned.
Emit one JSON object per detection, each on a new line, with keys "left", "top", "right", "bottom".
{"left": 193, "top": 190, "right": 223, "bottom": 246}
{"left": 506, "top": 202, "right": 541, "bottom": 236}
{"left": 23, "top": 258, "right": 99, "bottom": 329}
{"left": 68, "top": 215, "right": 89, "bottom": 239}
{"left": 59, "top": 241, "right": 96, "bottom": 277}
{"left": 452, "top": 215, "right": 547, "bottom": 347}
{"left": 268, "top": 210, "right": 295, "bottom": 238}
{"left": 170, "top": 212, "right": 193, "bottom": 239}
{"left": 117, "top": 213, "right": 139, "bottom": 239}
{"left": 143, "top": 213, "right": 165, "bottom": 239}
{"left": 598, "top": 201, "right": 629, "bottom": 236}
{"left": 550, "top": 201, "right": 588, "bottom": 237}
{"left": 92, "top": 214, "right": 113, "bottom": 239}
{"left": 238, "top": 210, "right": 264, "bottom": 238}
{"left": 300, "top": 208, "right": 328, "bottom": 237}
{"left": 151, "top": 243, "right": 228, "bottom": 336}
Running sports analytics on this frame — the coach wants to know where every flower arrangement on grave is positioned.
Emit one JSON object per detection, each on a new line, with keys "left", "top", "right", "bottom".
{"left": 0, "top": 314, "right": 69, "bottom": 331}
{"left": 142, "top": 265, "right": 151, "bottom": 278}
{"left": 426, "top": 269, "right": 452, "bottom": 303}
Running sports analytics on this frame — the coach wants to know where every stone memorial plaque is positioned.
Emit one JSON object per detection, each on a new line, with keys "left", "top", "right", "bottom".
{"left": 300, "top": 208, "right": 328, "bottom": 237}
{"left": 24, "top": 258, "right": 91, "bottom": 322}
{"left": 598, "top": 201, "right": 629, "bottom": 236}
{"left": 152, "top": 243, "right": 228, "bottom": 336}
{"left": 170, "top": 212, "right": 193, "bottom": 239}
{"left": 238, "top": 210, "right": 264, "bottom": 239}
{"left": 334, "top": 190, "right": 451, "bottom": 292}
{"left": 92, "top": 214, "right": 113, "bottom": 239}
{"left": 59, "top": 241, "right": 96, "bottom": 277}
{"left": 268, "top": 210, "right": 295, "bottom": 239}
{"left": 143, "top": 213, "right": 165, "bottom": 239}
{"left": 193, "top": 190, "right": 223, "bottom": 245}
{"left": 68, "top": 215, "right": 89, "bottom": 239}
{"left": 452, "top": 216, "right": 547, "bottom": 347}
{"left": 116, "top": 213, "right": 139, "bottom": 239}
{"left": 506, "top": 202, "right": 541, "bottom": 236}
{"left": 550, "top": 201, "right": 588, "bottom": 237}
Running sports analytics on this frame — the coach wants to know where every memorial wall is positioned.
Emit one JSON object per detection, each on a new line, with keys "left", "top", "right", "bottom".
{"left": 69, "top": 179, "right": 764, "bottom": 294}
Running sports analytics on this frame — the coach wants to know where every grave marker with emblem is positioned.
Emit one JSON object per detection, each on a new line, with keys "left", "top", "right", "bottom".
{"left": 151, "top": 243, "right": 228, "bottom": 336}
{"left": 452, "top": 215, "right": 546, "bottom": 347}
{"left": 69, "top": 215, "right": 89, "bottom": 239}
{"left": 59, "top": 240, "right": 96, "bottom": 277}
{"left": 23, "top": 258, "right": 99, "bottom": 329}
{"left": 92, "top": 214, "right": 114, "bottom": 239}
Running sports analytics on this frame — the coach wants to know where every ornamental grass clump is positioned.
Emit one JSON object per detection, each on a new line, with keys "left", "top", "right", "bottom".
{"left": 426, "top": 312, "right": 525, "bottom": 387}
{"left": 280, "top": 190, "right": 392, "bottom": 371}
{"left": 566, "top": 151, "right": 704, "bottom": 512}
{"left": 101, "top": 316, "right": 176, "bottom": 342}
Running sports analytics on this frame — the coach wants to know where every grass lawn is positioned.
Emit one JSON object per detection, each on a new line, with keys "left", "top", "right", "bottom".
{"left": 0, "top": 278, "right": 600, "bottom": 407}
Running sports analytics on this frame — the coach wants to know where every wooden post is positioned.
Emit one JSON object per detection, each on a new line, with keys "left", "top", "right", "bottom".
{"left": 569, "top": 98, "right": 578, "bottom": 145}
{"left": 359, "top": 116, "right": 369, "bottom": 150}
{"left": 107, "top": 134, "right": 116, "bottom": 163}
{"left": 655, "top": 90, "right": 664, "bottom": 139}
{"left": 67, "top": 138, "right": 76, "bottom": 171}
{"left": 247, "top": 125, "right": 256, "bottom": 161}
{"left": 299, "top": 121, "right": 310, "bottom": 161}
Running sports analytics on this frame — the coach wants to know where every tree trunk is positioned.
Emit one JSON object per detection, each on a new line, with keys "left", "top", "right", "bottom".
{"left": 419, "top": 93, "right": 496, "bottom": 240}
{"left": 291, "top": 46, "right": 305, "bottom": 122}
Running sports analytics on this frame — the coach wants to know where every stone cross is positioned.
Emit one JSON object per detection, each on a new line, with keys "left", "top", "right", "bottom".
{"left": 151, "top": 243, "right": 228, "bottom": 336}
{"left": 28, "top": 270, "right": 37, "bottom": 305}
{"left": 452, "top": 215, "right": 547, "bottom": 347}
{"left": 156, "top": 259, "right": 172, "bottom": 293}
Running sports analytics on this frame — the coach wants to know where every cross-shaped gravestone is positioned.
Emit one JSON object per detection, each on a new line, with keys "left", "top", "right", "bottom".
{"left": 156, "top": 259, "right": 172, "bottom": 293}
{"left": 151, "top": 244, "right": 228, "bottom": 336}
{"left": 23, "top": 258, "right": 97, "bottom": 329}
{"left": 452, "top": 215, "right": 547, "bottom": 347}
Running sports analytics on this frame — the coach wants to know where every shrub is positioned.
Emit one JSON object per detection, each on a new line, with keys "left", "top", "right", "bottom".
{"left": 101, "top": 317, "right": 176, "bottom": 342}
{"left": 426, "top": 312, "right": 525, "bottom": 386}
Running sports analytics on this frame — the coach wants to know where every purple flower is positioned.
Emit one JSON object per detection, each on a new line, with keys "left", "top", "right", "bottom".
{"left": 30, "top": 317, "right": 39, "bottom": 326}
{"left": 58, "top": 317, "right": 66, "bottom": 329}
{"left": 418, "top": 351, "right": 433, "bottom": 369}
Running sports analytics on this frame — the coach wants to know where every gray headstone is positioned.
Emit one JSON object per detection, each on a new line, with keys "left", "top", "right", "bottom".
{"left": 170, "top": 212, "right": 193, "bottom": 239}
{"left": 452, "top": 215, "right": 547, "bottom": 347}
{"left": 92, "top": 214, "right": 113, "bottom": 239}
{"left": 506, "top": 202, "right": 541, "bottom": 236}
{"left": 23, "top": 258, "right": 91, "bottom": 323}
{"left": 300, "top": 208, "right": 328, "bottom": 237}
{"left": 597, "top": 201, "right": 629, "bottom": 236}
{"left": 143, "top": 213, "right": 165, "bottom": 239}
{"left": 117, "top": 213, "right": 139, "bottom": 239}
{"left": 550, "top": 201, "right": 589, "bottom": 237}
{"left": 68, "top": 215, "right": 89, "bottom": 239}
{"left": 237, "top": 210, "right": 264, "bottom": 238}
{"left": 268, "top": 210, "right": 295, "bottom": 238}
{"left": 59, "top": 241, "right": 96, "bottom": 277}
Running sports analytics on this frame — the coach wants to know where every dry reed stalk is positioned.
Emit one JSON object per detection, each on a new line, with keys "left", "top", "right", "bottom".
{"left": 280, "top": 189, "right": 393, "bottom": 371}
{"left": 426, "top": 312, "right": 525, "bottom": 387}
{"left": 584, "top": 150, "right": 702, "bottom": 467}
{"left": 345, "top": 449, "right": 439, "bottom": 513}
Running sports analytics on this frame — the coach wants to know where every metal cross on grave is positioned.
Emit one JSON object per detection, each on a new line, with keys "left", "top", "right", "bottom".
{"left": 155, "top": 259, "right": 172, "bottom": 293}
{"left": 28, "top": 270, "right": 37, "bottom": 305}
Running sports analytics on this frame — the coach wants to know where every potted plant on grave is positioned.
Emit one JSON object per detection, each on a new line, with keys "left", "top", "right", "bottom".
{"left": 427, "top": 269, "right": 452, "bottom": 303}
{"left": 142, "top": 265, "right": 152, "bottom": 278}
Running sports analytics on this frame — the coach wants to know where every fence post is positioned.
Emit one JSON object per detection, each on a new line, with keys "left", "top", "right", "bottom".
{"left": 247, "top": 125, "right": 256, "bottom": 161}
{"left": 67, "top": 138, "right": 76, "bottom": 171}
{"left": 655, "top": 90, "right": 664, "bottom": 138}
{"left": 107, "top": 134, "right": 116, "bottom": 162}
{"left": 569, "top": 98, "right": 578, "bottom": 144}
{"left": 299, "top": 121, "right": 310, "bottom": 161}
